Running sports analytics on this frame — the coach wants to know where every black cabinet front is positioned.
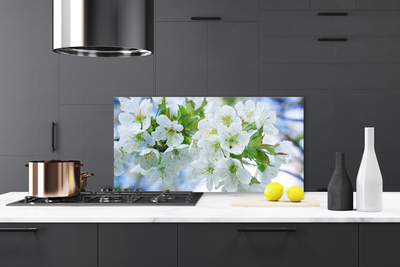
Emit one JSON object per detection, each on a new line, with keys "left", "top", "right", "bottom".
{"left": 99, "top": 223, "right": 178, "bottom": 267}
{"left": 178, "top": 223, "right": 358, "bottom": 267}
{"left": 0, "top": 223, "right": 97, "bottom": 267}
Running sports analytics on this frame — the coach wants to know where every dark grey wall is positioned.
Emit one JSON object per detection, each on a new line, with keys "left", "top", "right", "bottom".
{"left": 0, "top": 0, "right": 399, "bottom": 193}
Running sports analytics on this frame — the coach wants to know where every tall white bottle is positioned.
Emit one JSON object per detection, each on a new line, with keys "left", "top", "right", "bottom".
{"left": 356, "top": 127, "right": 383, "bottom": 212}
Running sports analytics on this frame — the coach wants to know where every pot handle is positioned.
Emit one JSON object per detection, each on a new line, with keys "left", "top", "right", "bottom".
{"left": 25, "top": 164, "right": 28, "bottom": 167}
{"left": 81, "top": 172, "right": 94, "bottom": 179}
{"left": 75, "top": 164, "right": 84, "bottom": 167}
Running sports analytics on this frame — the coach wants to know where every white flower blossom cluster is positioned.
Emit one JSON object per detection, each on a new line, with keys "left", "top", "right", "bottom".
{"left": 114, "top": 97, "right": 292, "bottom": 192}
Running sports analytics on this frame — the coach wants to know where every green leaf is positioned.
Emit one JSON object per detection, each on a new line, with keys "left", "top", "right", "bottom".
{"left": 247, "top": 126, "right": 264, "bottom": 150}
{"left": 249, "top": 177, "right": 260, "bottom": 186}
{"left": 185, "top": 98, "right": 195, "bottom": 115}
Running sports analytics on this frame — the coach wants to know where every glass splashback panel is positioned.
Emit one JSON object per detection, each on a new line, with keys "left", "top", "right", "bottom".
{"left": 114, "top": 97, "right": 304, "bottom": 192}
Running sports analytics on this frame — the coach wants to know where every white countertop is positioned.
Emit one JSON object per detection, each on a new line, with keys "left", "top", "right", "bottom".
{"left": 1, "top": 192, "right": 400, "bottom": 223}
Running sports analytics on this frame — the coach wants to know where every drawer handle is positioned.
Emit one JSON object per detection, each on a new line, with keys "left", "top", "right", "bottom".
{"left": 191, "top": 17, "right": 221, "bottom": 20}
{"left": 318, "top": 187, "right": 328, "bottom": 192}
{"left": 318, "top": 12, "right": 348, "bottom": 16}
{"left": 52, "top": 122, "right": 56, "bottom": 152}
{"left": 0, "top": 228, "right": 38, "bottom": 232}
{"left": 237, "top": 228, "right": 296, "bottom": 232}
{"left": 318, "top": 38, "right": 348, "bottom": 42}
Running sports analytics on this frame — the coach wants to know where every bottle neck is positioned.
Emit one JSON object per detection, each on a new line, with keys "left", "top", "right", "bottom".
{"left": 335, "top": 152, "right": 345, "bottom": 169}
{"left": 365, "top": 127, "right": 375, "bottom": 150}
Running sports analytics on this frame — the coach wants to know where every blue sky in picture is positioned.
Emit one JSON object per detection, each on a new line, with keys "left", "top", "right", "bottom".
{"left": 113, "top": 97, "right": 304, "bottom": 192}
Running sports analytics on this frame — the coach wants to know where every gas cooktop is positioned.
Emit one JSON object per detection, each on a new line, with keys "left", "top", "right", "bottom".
{"left": 6, "top": 189, "right": 203, "bottom": 206}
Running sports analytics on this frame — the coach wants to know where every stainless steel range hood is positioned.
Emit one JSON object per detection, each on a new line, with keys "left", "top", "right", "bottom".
{"left": 53, "top": 0, "right": 154, "bottom": 57}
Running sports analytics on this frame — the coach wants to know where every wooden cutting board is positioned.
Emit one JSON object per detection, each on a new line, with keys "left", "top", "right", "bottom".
{"left": 230, "top": 197, "right": 320, "bottom": 207}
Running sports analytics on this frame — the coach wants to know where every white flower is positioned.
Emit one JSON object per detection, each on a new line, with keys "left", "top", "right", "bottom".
{"left": 163, "top": 144, "right": 192, "bottom": 172}
{"left": 146, "top": 161, "right": 176, "bottom": 186}
{"left": 204, "top": 100, "right": 217, "bottom": 118}
{"left": 256, "top": 109, "right": 278, "bottom": 136}
{"left": 235, "top": 100, "right": 263, "bottom": 123}
{"left": 187, "top": 97, "right": 206, "bottom": 110}
{"left": 119, "top": 97, "right": 140, "bottom": 112}
{"left": 256, "top": 165, "right": 279, "bottom": 184}
{"left": 219, "top": 123, "right": 250, "bottom": 155}
{"left": 274, "top": 141, "right": 292, "bottom": 167}
{"left": 214, "top": 105, "right": 241, "bottom": 127}
{"left": 196, "top": 118, "right": 219, "bottom": 139}
{"left": 213, "top": 158, "right": 251, "bottom": 192}
{"left": 189, "top": 137, "right": 201, "bottom": 159}
{"left": 191, "top": 160, "right": 219, "bottom": 191}
{"left": 114, "top": 141, "right": 128, "bottom": 176}
{"left": 152, "top": 97, "right": 179, "bottom": 112}
{"left": 119, "top": 125, "right": 155, "bottom": 153}
{"left": 248, "top": 183, "right": 264, "bottom": 192}
{"left": 236, "top": 182, "right": 263, "bottom": 192}
{"left": 118, "top": 99, "right": 153, "bottom": 130}
{"left": 152, "top": 115, "right": 184, "bottom": 147}
{"left": 197, "top": 135, "right": 230, "bottom": 162}
{"left": 133, "top": 148, "right": 160, "bottom": 171}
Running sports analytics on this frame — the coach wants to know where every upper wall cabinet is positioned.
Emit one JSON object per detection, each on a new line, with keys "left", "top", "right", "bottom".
{"left": 156, "top": 0, "right": 258, "bottom": 21}
{"left": 0, "top": 0, "right": 57, "bottom": 156}
{"left": 260, "top": 0, "right": 356, "bottom": 10}
{"left": 260, "top": 0, "right": 310, "bottom": 10}
{"left": 260, "top": 11, "right": 400, "bottom": 37}
{"left": 155, "top": 0, "right": 259, "bottom": 97}
{"left": 311, "top": 0, "right": 355, "bottom": 10}
{"left": 357, "top": 0, "right": 400, "bottom": 10}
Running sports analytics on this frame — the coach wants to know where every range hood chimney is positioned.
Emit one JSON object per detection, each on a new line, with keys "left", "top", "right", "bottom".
{"left": 53, "top": 0, "right": 154, "bottom": 57}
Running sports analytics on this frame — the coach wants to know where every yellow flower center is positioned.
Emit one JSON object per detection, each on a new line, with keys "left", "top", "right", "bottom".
{"left": 167, "top": 127, "right": 176, "bottom": 136}
{"left": 222, "top": 115, "right": 233, "bottom": 126}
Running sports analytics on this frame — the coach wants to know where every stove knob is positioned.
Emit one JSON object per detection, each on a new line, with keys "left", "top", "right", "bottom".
{"left": 134, "top": 188, "right": 142, "bottom": 192}
{"left": 123, "top": 188, "right": 131, "bottom": 192}
{"left": 101, "top": 188, "right": 111, "bottom": 192}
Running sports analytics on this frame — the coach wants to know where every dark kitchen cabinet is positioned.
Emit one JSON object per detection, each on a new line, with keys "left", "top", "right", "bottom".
{"left": 0, "top": 0, "right": 57, "bottom": 156}
{"left": 178, "top": 223, "right": 358, "bottom": 267}
{"left": 155, "top": 0, "right": 258, "bottom": 97}
{"left": 155, "top": 22, "right": 208, "bottom": 96}
{"left": 99, "top": 223, "right": 178, "bottom": 267}
{"left": 60, "top": 105, "right": 113, "bottom": 190}
{"left": 0, "top": 223, "right": 97, "bottom": 267}
{"left": 359, "top": 223, "right": 400, "bottom": 267}
{"left": 0, "top": 0, "right": 57, "bottom": 193}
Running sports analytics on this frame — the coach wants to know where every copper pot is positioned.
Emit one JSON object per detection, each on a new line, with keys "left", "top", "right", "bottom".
{"left": 26, "top": 160, "right": 93, "bottom": 198}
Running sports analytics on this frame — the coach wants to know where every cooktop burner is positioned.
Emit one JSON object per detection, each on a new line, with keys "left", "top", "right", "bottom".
{"left": 6, "top": 189, "right": 203, "bottom": 206}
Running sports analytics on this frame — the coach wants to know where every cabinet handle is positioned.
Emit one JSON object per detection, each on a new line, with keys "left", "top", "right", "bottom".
{"left": 318, "top": 38, "right": 348, "bottom": 42}
{"left": 52, "top": 122, "right": 56, "bottom": 152}
{"left": 318, "top": 12, "right": 348, "bottom": 16}
{"left": 191, "top": 17, "right": 221, "bottom": 20}
{"left": 0, "top": 228, "right": 38, "bottom": 232}
{"left": 318, "top": 187, "right": 328, "bottom": 192}
{"left": 237, "top": 228, "right": 296, "bottom": 232}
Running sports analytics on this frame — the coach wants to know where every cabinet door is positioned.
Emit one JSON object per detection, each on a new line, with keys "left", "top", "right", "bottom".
{"left": 0, "top": 223, "right": 97, "bottom": 267}
{"left": 208, "top": 22, "right": 258, "bottom": 96}
{"left": 178, "top": 223, "right": 358, "bottom": 267}
{"left": 99, "top": 224, "right": 177, "bottom": 267}
{"left": 360, "top": 224, "right": 400, "bottom": 267}
{"left": 0, "top": 0, "right": 57, "bottom": 156}
{"left": 60, "top": 105, "right": 113, "bottom": 190}
{"left": 156, "top": 0, "right": 258, "bottom": 21}
{"left": 156, "top": 22, "right": 207, "bottom": 96}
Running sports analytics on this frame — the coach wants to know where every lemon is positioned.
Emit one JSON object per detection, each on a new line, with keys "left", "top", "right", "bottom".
{"left": 286, "top": 186, "right": 305, "bottom": 202}
{"left": 264, "top": 182, "right": 284, "bottom": 201}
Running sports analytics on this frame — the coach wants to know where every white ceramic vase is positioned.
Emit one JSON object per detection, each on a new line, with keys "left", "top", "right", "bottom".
{"left": 356, "top": 127, "right": 382, "bottom": 212}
